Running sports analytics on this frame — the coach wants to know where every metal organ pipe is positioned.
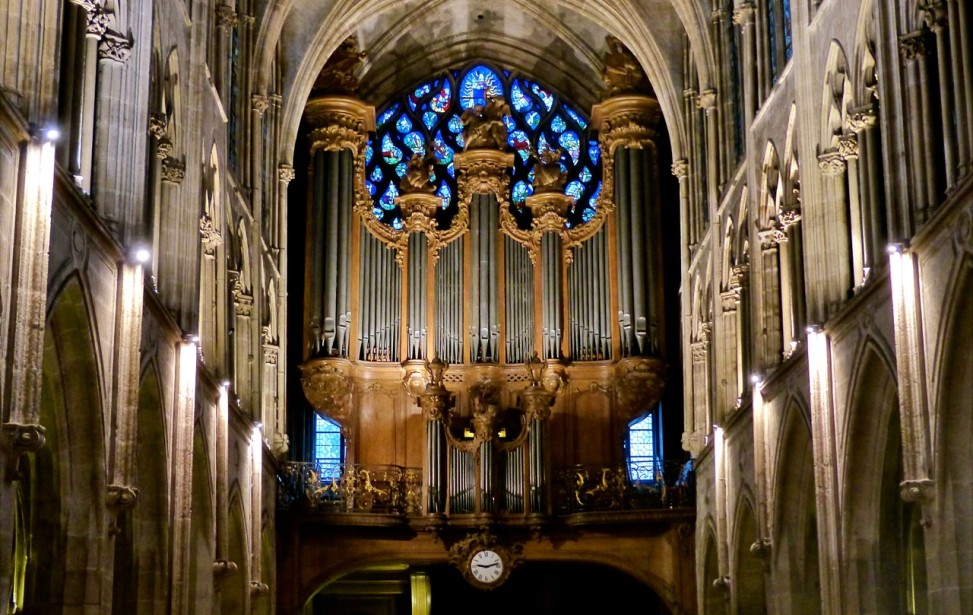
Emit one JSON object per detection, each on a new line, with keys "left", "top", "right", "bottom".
{"left": 435, "top": 239, "right": 463, "bottom": 365}
{"left": 323, "top": 150, "right": 340, "bottom": 354}
{"left": 629, "top": 148, "right": 649, "bottom": 355}
{"left": 337, "top": 152, "right": 353, "bottom": 356}
{"left": 568, "top": 226, "right": 611, "bottom": 361}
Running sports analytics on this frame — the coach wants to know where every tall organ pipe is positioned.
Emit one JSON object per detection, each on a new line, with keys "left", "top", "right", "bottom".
{"left": 615, "top": 147, "right": 634, "bottom": 356}
{"left": 541, "top": 233, "right": 562, "bottom": 359}
{"left": 568, "top": 226, "right": 611, "bottom": 360}
{"left": 436, "top": 238, "right": 464, "bottom": 364}
{"left": 504, "top": 236, "right": 533, "bottom": 363}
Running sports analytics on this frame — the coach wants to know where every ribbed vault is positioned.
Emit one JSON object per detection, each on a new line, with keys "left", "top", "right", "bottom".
{"left": 255, "top": 0, "right": 709, "bottom": 162}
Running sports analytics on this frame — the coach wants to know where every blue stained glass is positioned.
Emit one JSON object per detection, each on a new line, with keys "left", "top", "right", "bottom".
{"left": 380, "top": 183, "right": 399, "bottom": 210}
{"left": 404, "top": 131, "right": 425, "bottom": 154}
{"left": 381, "top": 134, "right": 403, "bottom": 165}
{"left": 508, "top": 129, "right": 531, "bottom": 157}
{"left": 627, "top": 413, "right": 656, "bottom": 482}
{"left": 565, "top": 180, "right": 584, "bottom": 200}
{"left": 559, "top": 131, "right": 580, "bottom": 164}
{"left": 448, "top": 115, "right": 464, "bottom": 133}
{"left": 564, "top": 106, "right": 588, "bottom": 129}
{"left": 377, "top": 104, "right": 400, "bottom": 128}
{"left": 431, "top": 81, "right": 452, "bottom": 112}
{"left": 511, "top": 81, "right": 532, "bottom": 112}
{"left": 392, "top": 218, "right": 404, "bottom": 230}
{"left": 512, "top": 180, "right": 532, "bottom": 204}
{"left": 551, "top": 116, "right": 567, "bottom": 133}
{"left": 370, "top": 167, "right": 383, "bottom": 182}
{"left": 447, "top": 162, "right": 455, "bottom": 178}
{"left": 783, "top": 0, "right": 793, "bottom": 61}
{"left": 365, "top": 144, "right": 374, "bottom": 166}
{"left": 314, "top": 414, "right": 343, "bottom": 475}
{"left": 410, "top": 82, "right": 434, "bottom": 110}
{"left": 581, "top": 207, "right": 595, "bottom": 223}
{"left": 366, "top": 180, "right": 376, "bottom": 196}
{"left": 395, "top": 162, "right": 408, "bottom": 178}
{"left": 589, "top": 181, "right": 602, "bottom": 209}
{"left": 437, "top": 183, "right": 451, "bottom": 209}
{"left": 373, "top": 206, "right": 383, "bottom": 219}
{"left": 588, "top": 142, "right": 601, "bottom": 164}
{"left": 528, "top": 168, "right": 535, "bottom": 183}
{"left": 530, "top": 83, "right": 554, "bottom": 111}
{"left": 455, "top": 131, "right": 465, "bottom": 148}
{"left": 538, "top": 133, "right": 552, "bottom": 154}
{"left": 525, "top": 111, "right": 541, "bottom": 129}
{"left": 459, "top": 65, "right": 503, "bottom": 109}
{"left": 396, "top": 114, "right": 413, "bottom": 133}
{"left": 433, "top": 131, "right": 454, "bottom": 164}
{"left": 423, "top": 111, "right": 438, "bottom": 130}
{"left": 580, "top": 167, "right": 592, "bottom": 182}
{"left": 503, "top": 115, "right": 517, "bottom": 133}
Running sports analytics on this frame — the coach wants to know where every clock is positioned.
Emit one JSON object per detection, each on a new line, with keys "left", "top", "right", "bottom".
{"left": 449, "top": 533, "right": 523, "bottom": 590}
{"left": 469, "top": 549, "right": 504, "bottom": 585}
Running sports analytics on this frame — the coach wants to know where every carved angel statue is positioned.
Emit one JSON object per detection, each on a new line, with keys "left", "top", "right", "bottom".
{"left": 602, "top": 35, "right": 651, "bottom": 96}
{"left": 530, "top": 147, "right": 568, "bottom": 193}
{"left": 400, "top": 152, "right": 437, "bottom": 194}
{"left": 312, "top": 36, "right": 366, "bottom": 94}
{"left": 460, "top": 93, "right": 511, "bottom": 149}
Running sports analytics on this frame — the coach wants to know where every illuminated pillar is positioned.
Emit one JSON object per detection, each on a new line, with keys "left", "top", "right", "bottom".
{"left": 750, "top": 378, "right": 773, "bottom": 560}
{"left": 806, "top": 326, "right": 843, "bottom": 615}
{"left": 887, "top": 246, "right": 934, "bottom": 504}
{"left": 170, "top": 339, "right": 198, "bottom": 615}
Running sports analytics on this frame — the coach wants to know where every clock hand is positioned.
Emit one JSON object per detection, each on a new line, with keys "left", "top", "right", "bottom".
{"left": 475, "top": 563, "right": 499, "bottom": 568}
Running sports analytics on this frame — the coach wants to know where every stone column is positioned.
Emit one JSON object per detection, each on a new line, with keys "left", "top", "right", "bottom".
{"left": 77, "top": 2, "right": 108, "bottom": 193}
{"left": 718, "top": 286, "right": 740, "bottom": 421}
{"left": 848, "top": 105, "right": 886, "bottom": 277}
{"left": 273, "top": 165, "right": 295, "bottom": 458}
{"left": 756, "top": 227, "right": 785, "bottom": 367}
{"left": 838, "top": 133, "right": 867, "bottom": 288}
{"left": 899, "top": 31, "right": 941, "bottom": 217}
{"left": 213, "top": 5, "right": 238, "bottom": 98}
{"left": 920, "top": 2, "right": 959, "bottom": 188}
{"left": 591, "top": 95, "right": 664, "bottom": 357}
{"left": 778, "top": 209, "right": 804, "bottom": 356}
{"left": 806, "top": 327, "right": 844, "bottom": 615}
{"left": 817, "top": 150, "right": 853, "bottom": 308}
{"left": 945, "top": 0, "right": 973, "bottom": 175}
{"left": 887, "top": 247, "right": 934, "bottom": 505}
{"left": 687, "top": 324, "right": 712, "bottom": 457}
{"left": 170, "top": 340, "right": 199, "bottom": 615}
{"left": 733, "top": 3, "right": 757, "bottom": 122}
{"left": 698, "top": 89, "right": 720, "bottom": 221}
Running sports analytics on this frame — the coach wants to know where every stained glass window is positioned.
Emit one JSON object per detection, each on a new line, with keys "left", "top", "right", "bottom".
{"left": 627, "top": 410, "right": 661, "bottom": 483}
{"left": 366, "top": 63, "right": 602, "bottom": 228}
{"left": 313, "top": 413, "right": 344, "bottom": 480}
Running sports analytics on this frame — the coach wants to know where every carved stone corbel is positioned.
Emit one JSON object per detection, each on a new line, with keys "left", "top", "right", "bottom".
{"left": 278, "top": 163, "right": 296, "bottom": 185}
{"left": 213, "top": 559, "right": 238, "bottom": 580}
{"left": 250, "top": 581, "right": 270, "bottom": 596}
{"left": 252, "top": 94, "right": 270, "bottom": 118}
{"left": 106, "top": 484, "right": 139, "bottom": 535}
{"left": 299, "top": 358, "right": 355, "bottom": 424}
{"left": 200, "top": 213, "right": 223, "bottom": 255}
{"left": 161, "top": 157, "right": 185, "bottom": 184}
{"left": 613, "top": 356, "right": 667, "bottom": 423}
{"left": 98, "top": 31, "right": 132, "bottom": 63}
{"left": 671, "top": 159, "right": 689, "bottom": 179}
{"left": 817, "top": 149, "right": 846, "bottom": 176}
{"left": 732, "top": 2, "right": 755, "bottom": 25}
{"left": 899, "top": 478, "right": 935, "bottom": 504}
{"left": 215, "top": 4, "right": 238, "bottom": 29}
{"left": 2, "top": 423, "right": 46, "bottom": 481}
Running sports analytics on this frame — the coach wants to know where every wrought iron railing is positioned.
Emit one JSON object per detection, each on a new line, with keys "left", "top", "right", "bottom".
{"left": 277, "top": 462, "right": 422, "bottom": 514}
{"left": 553, "top": 460, "right": 695, "bottom": 513}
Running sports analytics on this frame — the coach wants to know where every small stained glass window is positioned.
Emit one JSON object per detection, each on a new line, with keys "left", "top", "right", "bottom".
{"left": 627, "top": 411, "right": 660, "bottom": 483}
{"left": 313, "top": 413, "right": 344, "bottom": 479}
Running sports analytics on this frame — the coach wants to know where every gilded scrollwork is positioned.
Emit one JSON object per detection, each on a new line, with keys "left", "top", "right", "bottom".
{"left": 299, "top": 358, "right": 355, "bottom": 424}
{"left": 614, "top": 356, "right": 667, "bottom": 423}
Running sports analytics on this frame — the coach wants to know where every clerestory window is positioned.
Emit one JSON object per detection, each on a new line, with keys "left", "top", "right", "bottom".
{"left": 365, "top": 63, "right": 603, "bottom": 231}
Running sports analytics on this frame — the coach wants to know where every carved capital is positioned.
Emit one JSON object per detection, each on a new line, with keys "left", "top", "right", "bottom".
{"left": 305, "top": 96, "right": 375, "bottom": 154}
{"left": 250, "top": 581, "right": 270, "bottom": 596}
{"left": 817, "top": 149, "right": 846, "bottom": 176}
{"left": 215, "top": 4, "right": 239, "bottom": 28}
{"left": 758, "top": 226, "right": 787, "bottom": 248}
{"left": 614, "top": 357, "right": 667, "bottom": 422}
{"left": 900, "top": 478, "right": 935, "bottom": 503}
{"left": 299, "top": 358, "right": 355, "bottom": 424}
{"left": 777, "top": 209, "right": 802, "bottom": 230}
{"left": 847, "top": 104, "right": 878, "bottom": 133}
{"left": 85, "top": 6, "right": 110, "bottom": 37}
{"left": 526, "top": 192, "right": 573, "bottom": 235}
{"left": 671, "top": 159, "right": 689, "bottom": 179}
{"left": 98, "top": 31, "right": 132, "bottom": 63}
{"left": 712, "top": 576, "right": 731, "bottom": 595}
{"left": 749, "top": 538, "right": 772, "bottom": 560}
{"left": 838, "top": 133, "right": 859, "bottom": 160}
{"left": 2, "top": 423, "right": 46, "bottom": 480}
{"left": 156, "top": 137, "right": 173, "bottom": 160}
{"left": 691, "top": 340, "right": 709, "bottom": 362}
{"left": 721, "top": 288, "right": 741, "bottom": 311}
{"left": 729, "top": 264, "right": 749, "bottom": 290}
{"left": 271, "top": 432, "right": 290, "bottom": 459}
{"left": 252, "top": 94, "right": 270, "bottom": 117}
{"left": 199, "top": 213, "right": 223, "bottom": 255}
{"left": 161, "top": 157, "right": 185, "bottom": 184}
{"left": 899, "top": 31, "right": 928, "bottom": 61}
{"left": 732, "top": 2, "right": 755, "bottom": 25}
{"left": 919, "top": 1, "right": 947, "bottom": 30}
{"left": 106, "top": 484, "right": 139, "bottom": 513}
{"left": 592, "top": 95, "right": 661, "bottom": 154}
{"left": 213, "top": 560, "right": 239, "bottom": 580}
{"left": 697, "top": 89, "right": 718, "bottom": 112}
{"left": 278, "top": 163, "right": 296, "bottom": 184}
{"left": 149, "top": 113, "right": 168, "bottom": 139}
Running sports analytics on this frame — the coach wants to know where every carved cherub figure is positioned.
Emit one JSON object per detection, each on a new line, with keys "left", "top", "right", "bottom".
{"left": 461, "top": 93, "right": 510, "bottom": 149}
{"left": 602, "top": 35, "right": 651, "bottom": 96}
{"left": 400, "top": 151, "right": 436, "bottom": 194}
{"left": 530, "top": 147, "right": 568, "bottom": 193}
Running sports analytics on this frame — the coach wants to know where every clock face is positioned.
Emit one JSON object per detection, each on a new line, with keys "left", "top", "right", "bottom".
{"left": 469, "top": 549, "right": 504, "bottom": 584}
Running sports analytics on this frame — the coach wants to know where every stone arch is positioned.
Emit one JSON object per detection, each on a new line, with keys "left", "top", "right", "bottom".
{"left": 840, "top": 336, "right": 910, "bottom": 614}
{"left": 164, "top": 48, "right": 181, "bottom": 147}
{"left": 731, "top": 494, "right": 766, "bottom": 615}
{"left": 24, "top": 276, "right": 108, "bottom": 612}
{"left": 931, "top": 237, "right": 973, "bottom": 613}
{"left": 135, "top": 360, "right": 170, "bottom": 613}
{"left": 759, "top": 141, "right": 782, "bottom": 230}
{"left": 701, "top": 527, "right": 724, "bottom": 614}
{"left": 221, "top": 496, "right": 249, "bottom": 615}
{"left": 188, "top": 428, "right": 215, "bottom": 611}
{"left": 771, "top": 399, "right": 820, "bottom": 615}
{"left": 821, "top": 41, "right": 851, "bottom": 153}
{"left": 852, "top": 1, "right": 879, "bottom": 108}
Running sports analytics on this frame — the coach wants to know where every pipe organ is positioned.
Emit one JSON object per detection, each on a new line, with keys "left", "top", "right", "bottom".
{"left": 299, "top": 74, "right": 670, "bottom": 519}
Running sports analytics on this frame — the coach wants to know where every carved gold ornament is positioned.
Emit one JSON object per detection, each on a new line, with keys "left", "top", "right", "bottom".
{"left": 614, "top": 356, "right": 667, "bottom": 423}
{"left": 448, "top": 532, "right": 524, "bottom": 590}
{"left": 299, "top": 358, "right": 355, "bottom": 424}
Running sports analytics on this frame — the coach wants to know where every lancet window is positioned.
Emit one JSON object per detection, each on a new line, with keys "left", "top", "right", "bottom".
{"left": 365, "top": 64, "right": 602, "bottom": 230}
